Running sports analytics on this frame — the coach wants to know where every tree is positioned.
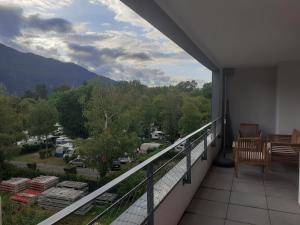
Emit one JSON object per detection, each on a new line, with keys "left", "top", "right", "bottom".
{"left": 200, "top": 82, "right": 212, "bottom": 99}
{"left": 0, "top": 94, "right": 23, "bottom": 169}
{"left": 153, "top": 92, "right": 183, "bottom": 142}
{"left": 56, "top": 89, "right": 88, "bottom": 138}
{"left": 53, "top": 85, "right": 70, "bottom": 93}
{"left": 84, "top": 86, "right": 124, "bottom": 135}
{"left": 179, "top": 96, "right": 211, "bottom": 134}
{"left": 176, "top": 80, "right": 198, "bottom": 92}
{"left": 28, "top": 100, "right": 58, "bottom": 149}
{"left": 18, "top": 98, "right": 36, "bottom": 129}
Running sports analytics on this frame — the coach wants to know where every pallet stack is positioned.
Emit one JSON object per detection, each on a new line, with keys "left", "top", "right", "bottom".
{"left": 11, "top": 189, "right": 42, "bottom": 205}
{"left": 94, "top": 192, "right": 118, "bottom": 207}
{"left": 38, "top": 187, "right": 92, "bottom": 215}
{"left": 56, "top": 181, "right": 89, "bottom": 193}
{"left": 0, "top": 178, "right": 29, "bottom": 193}
{"left": 28, "top": 176, "right": 59, "bottom": 192}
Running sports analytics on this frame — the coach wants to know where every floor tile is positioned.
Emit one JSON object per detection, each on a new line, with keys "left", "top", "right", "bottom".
{"left": 206, "top": 171, "right": 234, "bottom": 181}
{"left": 225, "top": 220, "right": 252, "bottom": 225}
{"left": 265, "top": 184, "right": 298, "bottom": 200}
{"left": 227, "top": 204, "right": 270, "bottom": 225}
{"left": 195, "top": 187, "right": 230, "bottom": 203}
{"left": 186, "top": 199, "right": 227, "bottom": 219}
{"left": 202, "top": 176, "right": 232, "bottom": 190}
{"left": 210, "top": 166, "right": 235, "bottom": 175}
{"left": 267, "top": 197, "right": 300, "bottom": 214}
{"left": 230, "top": 191, "right": 267, "bottom": 209}
{"left": 269, "top": 210, "right": 300, "bottom": 225}
{"left": 179, "top": 213, "right": 225, "bottom": 225}
{"left": 232, "top": 180, "right": 265, "bottom": 194}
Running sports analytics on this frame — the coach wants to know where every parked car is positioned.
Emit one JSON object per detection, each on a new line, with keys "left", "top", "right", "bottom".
{"left": 63, "top": 148, "right": 75, "bottom": 158}
{"left": 151, "top": 130, "right": 165, "bottom": 140}
{"left": 69, "top": 157, "right": 86, "bottom": 168}
{"left": 111, "top": 160, "right": 121, "bottom": 171}
{"left": 174, "top": 139, "right": 186, "bottom": 152}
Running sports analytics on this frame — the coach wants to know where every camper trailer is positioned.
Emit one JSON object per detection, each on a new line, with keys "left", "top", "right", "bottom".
{"left": 151, "top": 131, "right": 165, "bottom": 140}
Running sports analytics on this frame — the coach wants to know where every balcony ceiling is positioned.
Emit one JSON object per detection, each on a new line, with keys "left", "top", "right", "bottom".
{"left": 154, "top": 0, "right": 300, "bottom": 68}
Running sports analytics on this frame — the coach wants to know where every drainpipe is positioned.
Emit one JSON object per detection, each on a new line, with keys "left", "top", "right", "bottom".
{"left": 214, "top": 68, "right": 234, "bottom": 167}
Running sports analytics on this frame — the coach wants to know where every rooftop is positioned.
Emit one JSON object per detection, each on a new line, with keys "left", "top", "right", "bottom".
{"left": 180, "top": 163, "right": 300, "bottom": 225}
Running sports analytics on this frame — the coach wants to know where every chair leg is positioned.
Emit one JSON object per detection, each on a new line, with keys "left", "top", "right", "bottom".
{"left": 235, "top": 162, "right": 239, "bottom": 177}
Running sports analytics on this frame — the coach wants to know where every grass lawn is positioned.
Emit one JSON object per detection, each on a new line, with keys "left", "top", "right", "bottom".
{"left": 14, "top": 152, "right": 66, "bottom": 167}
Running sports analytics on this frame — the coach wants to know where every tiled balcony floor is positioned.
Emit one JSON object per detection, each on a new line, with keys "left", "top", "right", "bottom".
{"left": 179, "top": 163, "right": 300, "bottom": 225}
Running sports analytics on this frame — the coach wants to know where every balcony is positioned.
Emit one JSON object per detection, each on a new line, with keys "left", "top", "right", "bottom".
{"left": 37, "top": 1, "right": 300, "bottom": 225}
{"left": 180, "top": 164, "right": 299, "bottom": 225}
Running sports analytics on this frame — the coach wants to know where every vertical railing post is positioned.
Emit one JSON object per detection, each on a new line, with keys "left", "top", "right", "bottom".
{"left": 202, "top": 129, "right": 208, "bottom": 160}
{"left": 0, "top": 196, "right": 2, "bottom": 225}
{"left": 183, "top": 140, "right": 191, "bottom": 185}
{"left": 147, "top": 163, "right": 154, "bottom": 225}
{"left": 213, "top": 121, "right": 217, "bottom": 140}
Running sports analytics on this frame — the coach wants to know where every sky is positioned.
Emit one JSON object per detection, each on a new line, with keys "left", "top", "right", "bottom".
{"left": 0, "top": 0, "right": 211, "bottom": 87}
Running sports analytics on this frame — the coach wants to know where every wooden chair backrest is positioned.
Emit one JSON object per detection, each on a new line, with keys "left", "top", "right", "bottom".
{"left": 239, "top": 123, "right": 260, "bottom": 137}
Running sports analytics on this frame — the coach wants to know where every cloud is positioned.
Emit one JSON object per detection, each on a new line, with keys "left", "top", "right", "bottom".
{"left": 25, "top": 14, "right": 73, "bottom": 33}
{"left": 0, "top": 1, "right": 211, "bottom": 87}
{"left": 68, "top": 43, "right": 151, "bottom": 67}
{"left": 90, "top": 0, "right": 151, "bottom": 30}
{"left": 0, "top": 0, "right": 73, "bottom": 15}
{"left": 0, "top": 5, "right": 23, "bottom": 38}
{"left": 0, "top": 4, "right": 73, "bottom": 40}
{"left": 95, "top": 62, "right": 173, "bottom": 87}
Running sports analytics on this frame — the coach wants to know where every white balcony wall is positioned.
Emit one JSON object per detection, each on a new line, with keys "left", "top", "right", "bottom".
{"left": 226, "top": 67, "right": 277, "bottom": 137}
{"left": 226, "top": 61, "right": 300, "bottom": 137}
{"left": 276, "top": 62, "right": 300, "bottom": 133}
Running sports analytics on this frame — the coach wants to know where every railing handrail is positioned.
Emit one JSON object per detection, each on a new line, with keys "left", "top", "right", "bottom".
{"left": 38, "top": 117, "right": 221, "bottom": 225}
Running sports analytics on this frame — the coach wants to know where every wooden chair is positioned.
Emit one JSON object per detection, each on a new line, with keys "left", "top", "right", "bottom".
{"left": 239, "top": 123, "right": 262, "bottom": 138}
{"left": 267, "top": 132, "right": 300, "bottom": 171}
{"left": 234, "top": 137, "right": 267, "bottom": 177}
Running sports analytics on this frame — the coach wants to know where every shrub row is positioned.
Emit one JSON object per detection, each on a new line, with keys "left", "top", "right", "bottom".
{"left": 21, "top": 143, "right": 54, "bottom": 155}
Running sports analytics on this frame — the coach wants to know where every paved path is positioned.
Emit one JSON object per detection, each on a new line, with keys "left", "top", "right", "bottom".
{"left": 9, "top": 161, "right": 99, "bottom": 180}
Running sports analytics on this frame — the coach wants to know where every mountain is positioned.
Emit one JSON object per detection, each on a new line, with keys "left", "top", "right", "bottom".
{"left": 0, "top": 43, "right": 115, "bottom": 95}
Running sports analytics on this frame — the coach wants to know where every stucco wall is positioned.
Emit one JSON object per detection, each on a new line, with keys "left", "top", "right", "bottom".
{"left": 276, "top": 62, "right": 300, "bottom": 133}
{"left": 227, "top": 62, "right": 300, "bottom": 137}
{"left": 226, "top": 67, "right": 277, "bottom": 137}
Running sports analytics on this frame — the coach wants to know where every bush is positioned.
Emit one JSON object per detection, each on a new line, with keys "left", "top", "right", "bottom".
{"left": 0, "top": 163, "right": 41, "bottom": 180}
{"left": 39, "top": 149, "right": 53, "bottom": 159}
{"left": 64, "top": 166, "right": 77, "bottom": 175}
{"left": 21, "top": 143, "right": 54, "bottom": 155}
{"left": 27, "top": 163, "right": 37, "bottom": 170}
{"left": 39, "top": 150, "right": 46, "bottom": 159}
{"left": 63, "top": 155, "right": 76, "bottom": 164}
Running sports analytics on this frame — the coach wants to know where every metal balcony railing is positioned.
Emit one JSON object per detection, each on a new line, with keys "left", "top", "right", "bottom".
{"left": 38, "top": 117, "right": 222, "bottom": 225}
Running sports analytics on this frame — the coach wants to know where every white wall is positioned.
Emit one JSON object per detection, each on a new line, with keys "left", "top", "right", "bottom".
{"left": 227, "top": 62, "right": 300, "bottom": 137}
{"left": 226, "top": 67, "right": 277, "bottom": 137}
{"left": 276, "top": 62, "right": 300, "bottom": 133}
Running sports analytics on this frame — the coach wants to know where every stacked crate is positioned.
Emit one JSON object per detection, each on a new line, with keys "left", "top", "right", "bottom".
{"left": 94, "top": 192, "right": 118, "bottom": 207}
{"left": 0, "top": 178, "right": 29, "bottom": 193}
{"left": 38, "top": 187, "right": 92, "bottom": 215}
{"left": 11, "top": 189, "right": 42, "bottom": 205}
{"left": 27, "top": 176, "right": 59, "bottom": 192}
{"left": 56, "top": 181, "right": 89, "bottom": 193}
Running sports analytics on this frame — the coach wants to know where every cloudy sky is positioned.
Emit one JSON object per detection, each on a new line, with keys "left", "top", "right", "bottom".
{"left": 0, "top": 0, "right": 211, "bottom": 86}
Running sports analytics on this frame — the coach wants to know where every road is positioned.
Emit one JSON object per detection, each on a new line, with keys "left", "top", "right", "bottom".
{"left": 9, "top": 161, "right": 99, "bottom": 180}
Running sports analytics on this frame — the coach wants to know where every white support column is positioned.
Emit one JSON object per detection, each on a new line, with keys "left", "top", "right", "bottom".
{"left": 299, "top": 153, "right": 300, "bottom": 205}
{"left": 0, "top": 196, "right": 2, "bottom": 225}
